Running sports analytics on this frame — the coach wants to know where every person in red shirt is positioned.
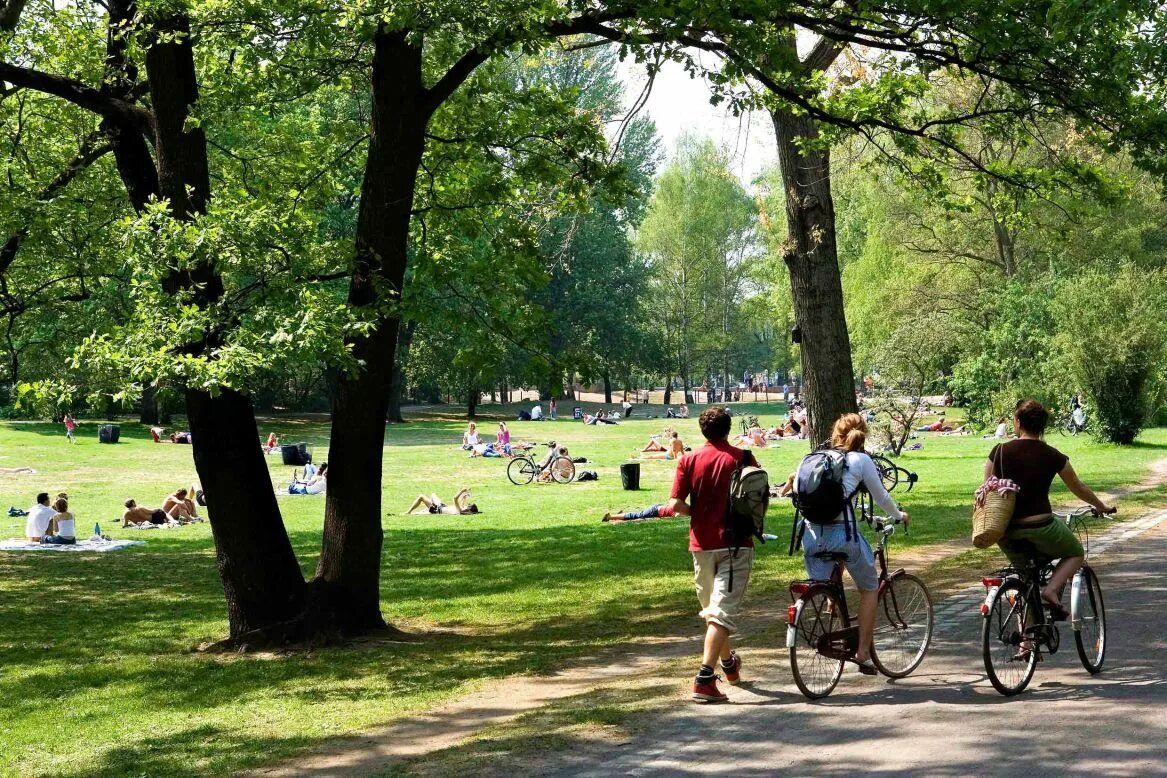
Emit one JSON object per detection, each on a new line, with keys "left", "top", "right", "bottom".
{"left": 667, "top": 406, "right": 758, "bottom": 703}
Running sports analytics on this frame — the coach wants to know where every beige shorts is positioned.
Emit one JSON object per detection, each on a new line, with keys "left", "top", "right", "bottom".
{"left": 692, "top": 548, "right": 754, "bottom": 634}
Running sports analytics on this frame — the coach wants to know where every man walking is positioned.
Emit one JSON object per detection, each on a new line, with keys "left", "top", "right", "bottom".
{"left": 668, "top": 407, "right": 758, "bottom": 703}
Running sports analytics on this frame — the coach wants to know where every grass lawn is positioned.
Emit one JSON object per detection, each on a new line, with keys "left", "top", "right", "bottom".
{"left": 2, "top": 404, "right": 1165, "bottom": 776}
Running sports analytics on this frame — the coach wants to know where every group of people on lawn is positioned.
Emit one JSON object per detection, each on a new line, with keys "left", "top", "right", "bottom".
{"left": 22, "top": 485, "right": 205, "bottom": 542}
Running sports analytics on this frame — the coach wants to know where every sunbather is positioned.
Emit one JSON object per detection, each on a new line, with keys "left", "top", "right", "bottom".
{"left": 404, "top": 488, "right": 479, "bottom": 515}
{"left": 602, "top": 503, "right": 678, "bottom": 523}
{"left": 289, "top": 462, "right": 327, "bottom": 494}
{"left": 162, "top": 488, "right": 199, "bottom": 519}
{"left": 123, "top": 499, "right": 168, "bottom": 527}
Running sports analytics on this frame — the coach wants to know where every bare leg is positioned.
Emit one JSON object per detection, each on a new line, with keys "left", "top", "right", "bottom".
{"left": 1043, "top": 556, "right": 1084, "bottom": 607}
{"left": 855, "top": 589, "right": 878, "bottom": 662}
{"left": 405, "top": 496, "right": 430, "bottom": 514}
{"left": 701, "top": 622, "right": 732, "bottom": 668}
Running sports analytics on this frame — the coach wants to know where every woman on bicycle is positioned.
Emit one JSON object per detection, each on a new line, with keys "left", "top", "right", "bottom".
{"left": 986, "top": 400, "right": 1114, "bottom": 617}
{"left": 791, "top": 413, "right": 908, "bottom": 674}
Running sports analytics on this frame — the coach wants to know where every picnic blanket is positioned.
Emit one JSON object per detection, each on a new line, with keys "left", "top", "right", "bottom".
{"left": 123, "top": 518, "right": 202, "bottom": 530}
{"left": 0, "top": 538, "right": 144, "bottom": 553}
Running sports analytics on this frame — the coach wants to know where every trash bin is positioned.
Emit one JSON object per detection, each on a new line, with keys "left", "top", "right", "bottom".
{"left": 573, "top": 407, "right": 583, "bottom": 420}
{"left": 620, "top": 462, "right": 641, "bottom": 491}
{"left": 98, "top": 424, "right": 120, "bottom": 444}
{"left": 281, "top": 443, "right": 312, "bottom": 466}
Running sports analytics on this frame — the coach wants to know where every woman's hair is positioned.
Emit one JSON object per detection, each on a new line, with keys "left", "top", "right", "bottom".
{"left": 468, "top": 422, "right": 476, "bottom": 429}
{"left": 830, "top": 413, "right": 868, "bottom": 452}
{"left": 318, "top": 462, "right": 328, "bottom": 474}
{"left": 124, "top": 499, "right": 136, "bottom": 509}
{"left": 671, "top": 431, "right": 679, "bottom": 439}
{"left": 53, "top": 497, "right": 68, "bottom": 512}
{"left": 176, "top": 488, "right": 187, "bottom": 497}
{"left": 1014, "top": 399, "right": 1049, "bottom": 434}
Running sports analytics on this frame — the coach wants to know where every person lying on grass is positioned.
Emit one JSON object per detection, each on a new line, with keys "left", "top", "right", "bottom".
{"left": 122, "top": 499, "right": 169, "bottom": 527}
{"left": 404, "top": 489, "right": 480, "bottom": 515}
{"left": 733, "top": 425, "right": 767, "bottom": 448}
{"left": 41, "top": 497, "right": 76, "bottom": 545}
{"left": 602, "top": 503, "right": 678, "bottom": 523}
{"left": 162, "top": 488, "right": 200, "bottom": 519}
{"left": 288, "top": 462, "right": 328, "bottom": 494}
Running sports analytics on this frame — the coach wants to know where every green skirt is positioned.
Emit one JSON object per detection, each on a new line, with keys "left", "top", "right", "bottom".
{"left": 997, "top": 516, "right": 1085, "bottom": 567}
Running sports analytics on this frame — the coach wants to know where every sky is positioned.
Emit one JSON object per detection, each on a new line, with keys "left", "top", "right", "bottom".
{"left": 618, "top": 56, "right": 778, "bottom": 187}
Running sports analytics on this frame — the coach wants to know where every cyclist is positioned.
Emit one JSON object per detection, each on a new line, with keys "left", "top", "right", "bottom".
{"left": 788, "top": 413, "right": 908, "bottom": 674}
{"left": 985, "top": 400, "right": 1114, "bottom": 618}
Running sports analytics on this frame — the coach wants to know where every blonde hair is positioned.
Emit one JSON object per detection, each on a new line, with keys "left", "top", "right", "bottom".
{"left": 53, "top": 497, "right": 68, "bottom": 512}
{"left": 830, "top": 413, "right": 868, "bottom": 452}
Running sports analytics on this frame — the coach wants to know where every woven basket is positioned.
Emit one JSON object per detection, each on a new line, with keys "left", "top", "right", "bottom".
{"left": 971, "top": 490, "right": 1015, "bottom": 548}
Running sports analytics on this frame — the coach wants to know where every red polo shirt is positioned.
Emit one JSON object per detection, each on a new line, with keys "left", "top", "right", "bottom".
{"left": 671, "top": 439, "right": 757, "bottom": 552}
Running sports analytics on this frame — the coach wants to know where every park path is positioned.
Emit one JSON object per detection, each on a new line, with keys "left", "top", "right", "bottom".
{"left": 253, "top": 460, "right": 1167, "bottom": 777}
{"left": 536, "top": 512, "right": 1167, "bottom": 777}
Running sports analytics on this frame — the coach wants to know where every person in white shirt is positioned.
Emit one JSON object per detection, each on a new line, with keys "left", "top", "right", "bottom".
{"left": 622, "top": 399, "right": 633, "bottom": 418}
{"left": 461, "top": 422, "right": 479, "bottom": 450}
{"left": 25, "top": 492, "right": 54, "bottom": 542}
{"left": 783, "top": 414, "right": 909, "bottom": 675}
{"left": 42, "top": 496, "right": 76, "bottom": 545}
{"left": 289, "top": 462, "right": 328, "bottom": 495}
{"left": 530, "top": 404, "right": 544, "bottom": 421}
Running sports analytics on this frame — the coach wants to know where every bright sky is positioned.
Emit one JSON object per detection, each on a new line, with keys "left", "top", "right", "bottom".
{"left": 619, "top": 56, "right": 778, "bottom": 187}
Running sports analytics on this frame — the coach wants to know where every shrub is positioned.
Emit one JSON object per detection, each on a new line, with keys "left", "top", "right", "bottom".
{"left": 1053, "top": 267, "right": 1167, "bottom": 444}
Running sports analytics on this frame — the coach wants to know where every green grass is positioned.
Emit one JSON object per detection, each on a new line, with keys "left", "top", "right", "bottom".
{"left": 1, "top": 405, "right": 1165, "bottom": 776}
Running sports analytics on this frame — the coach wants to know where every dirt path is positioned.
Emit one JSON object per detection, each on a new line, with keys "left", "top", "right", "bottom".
{"left": 253, "top": 459, "right": 1167, "bottom": 777}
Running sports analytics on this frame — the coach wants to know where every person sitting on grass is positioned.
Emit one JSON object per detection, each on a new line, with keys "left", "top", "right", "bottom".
{"left": 984, "top": 418, "right": 1011, "bottom": 439}
{"left": 123, "top": 499, "right": 168, "bottom": 527}
{"left": 41, "top": 497, "right": 76, "bottom": 545}
{"left": 602, "top": 503, "right": 678, "bottom": 523}
{"left": 497, "top": 422, "right": 512, "bottom": 453}
{"left": 734, "top": 424, "right": 767, "bottom": 448}
{"left": 461, "top": 422, "right": 480, "bottom": 450}
{"left": 289, "top": 463, "right": 328, "bottom": 495}
{"left": 642, "top": 428, "right": 674, "bottom": 452}
{"left": 538, "top": 446, "right": 572, "bottom": 482}
{"left": 171, "top": 430, "right": 192, "bottom": 444}
{"left": 264, "top": 432, "right": 280, "bottom": 452}
{"left": 162, "top": 488, "right": 200, "bottom": 519}
{"left": 24, "top": 492, "right": 54, "bottom": 542}
{"left": 404, "top": 488, "right": 480, "bottom": 515}
{"left": 640, "top": 431, "right": 686, "bottom": 460}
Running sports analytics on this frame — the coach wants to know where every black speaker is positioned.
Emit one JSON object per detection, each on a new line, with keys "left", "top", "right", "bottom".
{"left": 98, "top": 424, "right": 120, "bottom": 444}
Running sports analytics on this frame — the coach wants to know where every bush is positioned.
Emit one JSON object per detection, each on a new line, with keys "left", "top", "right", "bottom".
{"left": 1054, "top": 267, "right": 1167, "bottom": 444}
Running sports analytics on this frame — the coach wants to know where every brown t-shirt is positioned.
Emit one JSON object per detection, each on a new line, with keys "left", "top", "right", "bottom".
{"left": 989, "top": 439, "right": 1069, "bottom": 524}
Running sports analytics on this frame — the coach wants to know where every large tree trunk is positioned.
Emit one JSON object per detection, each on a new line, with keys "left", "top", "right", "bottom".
{"left": 145, "top": 10, "right": 308, "bottom": 641}
{"left": 314, "top": 30, "right": 428, "bottom": 633}
{"left": 139, "top": 383, "right": 158, "bottom": 425}
{"left": 467, "top": 384, "right": 478, "bottom": 419}
{"left": 186, "top": 389, "right": 307, "bottom": 638}
{"left": 771, "top": 107, "right": 857, "bottom": 445}
{"left": 603, "top": 371, "right": 612, "bottom": 404}
{"left": 387, "top": 319, "right": 416, "bottom": 423}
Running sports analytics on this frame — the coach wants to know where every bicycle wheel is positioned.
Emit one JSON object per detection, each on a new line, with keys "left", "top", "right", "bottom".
{"left": 1073, "top": 567, "right": 1106, "bottom": 674}
{"left": 551, "top": 456, "right": 576, "bottom": 484}
{"left": 870, "top": 455, "right": 899, "bottom": 492}
{"left": 507, "top": 457, "right": 535, "bottom": 485}
{"left": 871, "top": 573, "right": 934, "bottom": 678}
{"left": 982, "top": 581, "right": 1037, "bottom": 696}
{"left": 789, "top": 588, "right": 846, "bottom": 699}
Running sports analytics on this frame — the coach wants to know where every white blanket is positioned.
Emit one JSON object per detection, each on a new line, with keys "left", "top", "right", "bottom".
{"left": 0, "top": 539, "right": 145, "bottom": 553}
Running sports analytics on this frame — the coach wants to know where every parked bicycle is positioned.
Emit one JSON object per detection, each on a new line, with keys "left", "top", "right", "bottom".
{"left": 980, "top": 506, "right": 1111, "bottom": 696}
{"left": 506, "top": 448, "right": 576, "bottom": 485}
{"left": 786, "top": 485, "right": 934, "bottom": 699}
{"left": 870, "top": 454, "right": 919, "bottom": 493}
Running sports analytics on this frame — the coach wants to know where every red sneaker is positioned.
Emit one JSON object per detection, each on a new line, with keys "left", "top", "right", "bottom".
{"left": 721, "top": 652, "right": 742, "bottom": 686}
{"left": 692, "top": 675, "right": 728, "bottom": 703}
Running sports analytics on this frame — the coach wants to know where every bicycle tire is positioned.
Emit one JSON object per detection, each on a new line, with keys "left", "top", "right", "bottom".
{"left": 1073, "top": 567, "right": 1107, "bottom": 674}
{"left": 551, "top": 456, "right": 576, "bottom": 484}
{"left": 871, "top": 573, "right": 934, "bottom": 678}
{"left": 871, "top": 455, "right": 899, "bottom": 492}
{"left": 982, "top": 580, "right": 1037, "bottom": 696}
{"left": 789, "top": 587, "right": 846, "bottom": 700}
{"left": 507, "top": 457, "right": 535, "bottom": 486}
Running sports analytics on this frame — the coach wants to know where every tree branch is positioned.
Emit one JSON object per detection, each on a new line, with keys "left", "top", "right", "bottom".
{"left": 0, "top": 62, "right": 154, "bottom": 130}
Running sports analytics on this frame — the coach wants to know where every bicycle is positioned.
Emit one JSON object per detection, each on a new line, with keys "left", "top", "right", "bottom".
{"left": 1056, "top": 410, "right": 1088, "bottom": 436}
{"left": 506, "top": 450, "right": 576, "bottom": 485}
{"left": 979, "top": 506, "right": 1111, "bottom": 696}
{"left": 786, "top": 489, "right": 934, "bottom": 699}
{"left": 870, "top": 454, "right": 919, "bottom": 494}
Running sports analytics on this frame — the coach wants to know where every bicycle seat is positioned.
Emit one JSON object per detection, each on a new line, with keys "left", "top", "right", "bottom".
{"left": 813, "top": 551, "right": 849, "bottom": 562}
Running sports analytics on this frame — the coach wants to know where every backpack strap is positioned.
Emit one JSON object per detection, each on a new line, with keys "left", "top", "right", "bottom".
{"left": 725, "top": 447, "right": 748, "bottom": 592}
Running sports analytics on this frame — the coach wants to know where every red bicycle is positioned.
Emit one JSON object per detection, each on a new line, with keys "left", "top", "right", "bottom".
{"left": 786, "top": 491, "right": 934, "bottom": 699}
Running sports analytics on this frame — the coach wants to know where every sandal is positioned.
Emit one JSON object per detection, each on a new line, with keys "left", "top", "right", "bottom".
{"left": 1041, "top": 596, "right": 1069, "bottom": 621}
{"left": 854, "top": 658, "right": 877, "bottom": 675}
